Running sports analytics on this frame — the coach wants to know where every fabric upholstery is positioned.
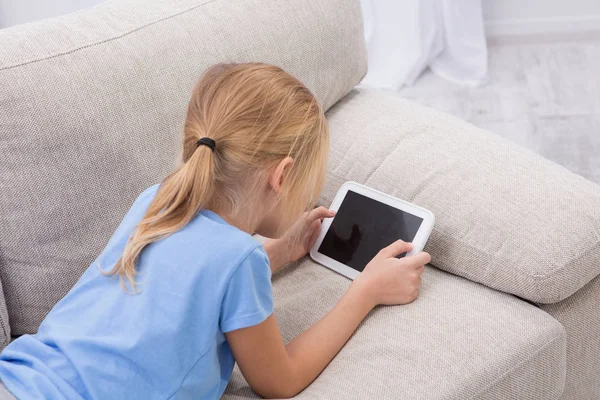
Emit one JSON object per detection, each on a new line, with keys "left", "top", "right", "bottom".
{"left": 0, "top": 0, "right": 367, "bottom": 335}
{"left": 0, "top": 382, "right": 16, "bottom": 400}
{"left": 320, "top": 88, "right": 600, "bottom": 304}
{"left": 540, "top": 273, "right": 600, "bottom": 400}
{"left": 0, "top": 281, "right": 9, "bottom": 351}
{"left": 223, "top": 260, "right": 566, "bottom": 399}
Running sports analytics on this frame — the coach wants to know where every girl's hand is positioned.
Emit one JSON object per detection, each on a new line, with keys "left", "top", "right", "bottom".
{"left": 282, "top": 206, "right": 336, "bottom": 264}
{"left": 264, "top": 207, "right": 335, "bottom": 274}
{"left": 353, "top": 240, "right": 430, "bottom": 307}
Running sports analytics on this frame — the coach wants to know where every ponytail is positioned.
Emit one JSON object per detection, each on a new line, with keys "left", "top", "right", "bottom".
{"left": 105, "top": 143, "right": 215, "bottom": 292}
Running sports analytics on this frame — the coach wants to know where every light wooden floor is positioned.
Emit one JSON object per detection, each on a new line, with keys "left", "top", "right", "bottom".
{"left": 399, "top": 40, "right": 600, "bottom": 184}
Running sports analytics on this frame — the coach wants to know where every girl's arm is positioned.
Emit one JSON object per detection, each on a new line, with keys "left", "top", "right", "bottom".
{"left": 263, "top": 239, "right": 290, "bottom": 274}
{"left": 226, "top": 241, "right": 429, "bottom": 398}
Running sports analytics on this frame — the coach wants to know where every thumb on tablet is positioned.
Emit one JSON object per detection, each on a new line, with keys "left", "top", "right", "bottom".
{"left": 378, "top": 240, "right": 413, "bottom": 259}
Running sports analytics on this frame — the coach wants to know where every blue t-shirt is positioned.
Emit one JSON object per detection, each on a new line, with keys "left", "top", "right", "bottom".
{"left": 0, "top": 184, "right": 273, "bottom": 399}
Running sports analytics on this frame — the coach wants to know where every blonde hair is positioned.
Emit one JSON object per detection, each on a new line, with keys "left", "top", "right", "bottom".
{"left": 106, "top": 63, "right": 329, "bottom": 291}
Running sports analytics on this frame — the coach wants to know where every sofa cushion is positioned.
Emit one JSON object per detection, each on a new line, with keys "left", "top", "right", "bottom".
{"left": 318, "top": 89, "right": 600, "bottom": 304}
{"left": 0, "top": 0, "right": 367, "bottom": 335}
{"left": 223, "top": 260, "right": 566, "bottom": 399}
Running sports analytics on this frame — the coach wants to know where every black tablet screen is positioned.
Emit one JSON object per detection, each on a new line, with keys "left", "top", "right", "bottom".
{"left": 318, "top": 190, "right": 423, "bottom": 272}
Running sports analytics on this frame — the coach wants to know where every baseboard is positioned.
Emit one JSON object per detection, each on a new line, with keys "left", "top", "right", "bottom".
{"left": 485, "top": 15, "right": 600, "bottom": 44}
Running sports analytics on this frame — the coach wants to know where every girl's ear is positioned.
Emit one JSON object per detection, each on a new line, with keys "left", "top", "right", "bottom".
{"left": 269, "top": 157, "right": 294, "bottom": 194}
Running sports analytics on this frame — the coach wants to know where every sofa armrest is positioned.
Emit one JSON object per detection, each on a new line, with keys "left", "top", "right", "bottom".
{"left": 322, "top": 88, "right": 600, "bottom": 304}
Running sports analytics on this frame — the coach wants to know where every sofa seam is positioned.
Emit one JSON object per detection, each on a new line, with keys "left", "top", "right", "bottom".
{"left": 531, "top": 240, "right": 600, "bottom": 281}
{"left": 0, "top": 261, "right": 8, "bottom": 345}
{"left": 468, "top": 326, "right": 566, "bottom": 399}
{"left": 0, "top": 0, "right": 221, "bottom": 72}
{"left": 531, "top": 240, "right": 600, "bottom": 303}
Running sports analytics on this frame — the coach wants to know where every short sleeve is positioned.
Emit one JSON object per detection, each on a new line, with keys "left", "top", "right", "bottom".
{"left": 220, "top": 246, "right": 274, "bottom": 333}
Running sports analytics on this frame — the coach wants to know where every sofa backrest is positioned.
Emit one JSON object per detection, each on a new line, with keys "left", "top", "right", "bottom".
{"left": 0, "top": 0, "right": 367, "bottom": 339}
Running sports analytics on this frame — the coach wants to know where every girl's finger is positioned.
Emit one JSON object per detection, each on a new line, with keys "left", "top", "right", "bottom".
{"left": 311, "top": 218, "right": 321, "bottom": 230}
{"left": 405, "top": 252, "right": 431, "bottom": 269}
{"left": 377, "top": 240, "right": 413, "bottom": 260}
{"left": 308, "top": 206, "right": 335, "bottom": 222}
{"left": 414, "top": 264, "right": 425, "bottom": 274}
{"left": 308, "top": 219, "right": 321, "bottom": 248}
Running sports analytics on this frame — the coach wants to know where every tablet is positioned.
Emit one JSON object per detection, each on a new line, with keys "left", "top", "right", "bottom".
{"left": 310, "top": 181, "right": 435, "bottom": 280}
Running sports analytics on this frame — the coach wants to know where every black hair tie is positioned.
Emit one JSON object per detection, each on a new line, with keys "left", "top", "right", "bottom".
{"left": 196, "top": 137, "right": 216, "bottom": 152}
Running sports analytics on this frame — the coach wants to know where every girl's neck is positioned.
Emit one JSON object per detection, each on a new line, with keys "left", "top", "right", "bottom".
{"left": 210, "top": 181, "right": 272, "bottom": 237}
{"left": 211, "top": 208, "right": 260, "bottom": 236}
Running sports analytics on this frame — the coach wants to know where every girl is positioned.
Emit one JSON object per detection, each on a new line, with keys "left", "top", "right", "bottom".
{"left": 0, "top": 63, "right": 429, "bottom": 399}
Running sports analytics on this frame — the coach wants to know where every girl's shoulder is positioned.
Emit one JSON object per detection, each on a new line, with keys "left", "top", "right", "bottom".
{"left": 133, "top": 184, "right": 161, "bottom": 208}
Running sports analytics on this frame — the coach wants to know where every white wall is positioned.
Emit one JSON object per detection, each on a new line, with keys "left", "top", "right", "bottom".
{"left": 3, "top": 0, "right": 600, "bottom": 38}
{"left": 0, "top": 0, "right": 103, "bottom": 28}
{"left": 483, "top": 0, "right": 600, "bottom": 38}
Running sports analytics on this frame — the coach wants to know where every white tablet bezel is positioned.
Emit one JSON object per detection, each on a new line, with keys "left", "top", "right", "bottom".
{"left": 310, "top": 181, "right": 435, "bottom": 280}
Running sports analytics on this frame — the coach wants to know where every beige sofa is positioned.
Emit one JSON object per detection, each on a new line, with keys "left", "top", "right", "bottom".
{"left": 1, "top": 0, "right": 599, "bottom": 399}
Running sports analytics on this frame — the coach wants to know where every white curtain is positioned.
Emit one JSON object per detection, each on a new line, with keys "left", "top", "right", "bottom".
{"left": 360, "top": 0, "right": 488, "bottom": 89}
